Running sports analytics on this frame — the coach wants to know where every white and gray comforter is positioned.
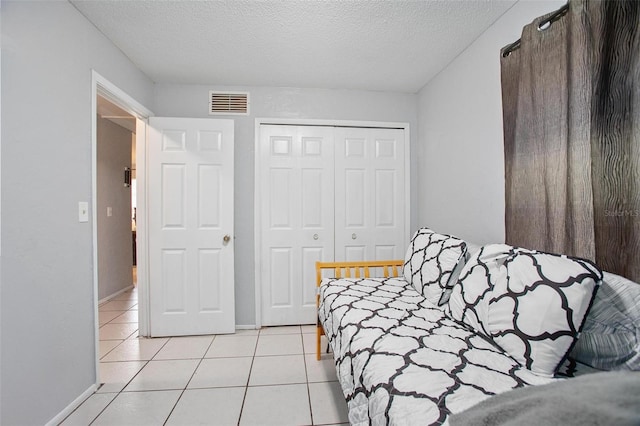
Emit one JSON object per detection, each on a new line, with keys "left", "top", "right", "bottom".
{"left": 318, "top": 277, "right": 559, "bottom": 425}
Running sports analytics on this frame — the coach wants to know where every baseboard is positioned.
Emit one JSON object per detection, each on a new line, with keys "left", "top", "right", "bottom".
{"left": 98, "top": 284, "right": 134, "bottom": 305}
{"left": 45, "top": 383, "right": 98, "bottom": 426}
{"left": 235, "top": 324, "right": 258, "bottom": 330}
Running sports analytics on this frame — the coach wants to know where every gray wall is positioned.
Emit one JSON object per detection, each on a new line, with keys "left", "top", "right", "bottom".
{"left": 154, "top": 84, "right": 418, "bottom": 326}
{"left": 0, "top": 1, "right": 154, "bottom": 424}
{"left": 416, "top": 0, "right": 565, "bottom": 244}
{"left": 97, "top": 116, "right": 134, "bottom": 300}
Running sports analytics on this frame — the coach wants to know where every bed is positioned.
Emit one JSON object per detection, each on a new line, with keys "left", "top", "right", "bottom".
{"left": 316, "top": 228, "right": 640, "bottom": 425}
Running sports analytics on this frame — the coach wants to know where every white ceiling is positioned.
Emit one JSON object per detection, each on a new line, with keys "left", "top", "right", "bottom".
{"left": 72, "top": 0, "right": 517, "bottom": 94}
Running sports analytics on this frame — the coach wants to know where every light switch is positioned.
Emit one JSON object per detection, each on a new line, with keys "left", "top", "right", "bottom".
{"left": 107, "top": 207, "right": 113, "bottom": 217}
{"left": 78, "top": 202, "right": 89, "bottom": 222}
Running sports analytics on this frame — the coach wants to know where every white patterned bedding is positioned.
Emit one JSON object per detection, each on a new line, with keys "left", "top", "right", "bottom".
{"left": 318, "top": 276, "right": 558, "bottom": 426}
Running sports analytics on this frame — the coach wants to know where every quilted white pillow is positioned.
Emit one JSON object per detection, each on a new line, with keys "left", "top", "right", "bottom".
{"left": 402, "top": 228, "right": 467, "bottom": 306}
{"left": 446, "top": 244, "right": 602, "bottom": 377}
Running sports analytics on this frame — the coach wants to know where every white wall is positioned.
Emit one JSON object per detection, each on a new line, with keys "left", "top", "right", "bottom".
{"left": 154, "top": 84, "right": 418, "bottom": 326}
{"left": 0, "top": 1, "right": 154, "bottom": 424}
{"left": 417, "top": 0, "right": 565, "bottom": 244}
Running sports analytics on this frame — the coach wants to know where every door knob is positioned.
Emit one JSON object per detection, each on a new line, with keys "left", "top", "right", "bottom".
{"left": 223, "top": 234, "right": 231, "bottom": 244}
{"left": 313, "top": 234, "right": 319, "bottom": 240}
{"left": 352, "top": 233, "right": 357, "bottom": 240}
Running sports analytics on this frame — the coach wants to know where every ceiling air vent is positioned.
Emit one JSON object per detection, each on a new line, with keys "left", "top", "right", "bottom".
{"left": 209, "top": 91, "right": 250, "bottom": 115}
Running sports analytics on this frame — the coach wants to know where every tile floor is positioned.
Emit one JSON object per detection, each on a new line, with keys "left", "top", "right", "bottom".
{"left": 60, "top": 287, "right": 348, "bottom": 426}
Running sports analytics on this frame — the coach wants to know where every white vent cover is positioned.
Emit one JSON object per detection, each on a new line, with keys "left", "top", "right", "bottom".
{"left": 209, "top": 91, "right": 249, "bottom": 115}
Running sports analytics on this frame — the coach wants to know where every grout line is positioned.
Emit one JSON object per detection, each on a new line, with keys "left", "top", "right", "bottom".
{"left": 161, "top": 338, "right": 214, "bottom": 426}
{"left": 302, "top": 331, "right": 315, "bottom": 425}
{"left": 88, "top": 359, "right": 151, "bottom": 425}
{"left": 91, "top": 324, "right": 330, "bottom": 425}
{"left": 97, "top": 311, "right": 140, "bottom": 359}
{"left": 84, "top": 393, "right": 118, "bottom": 426}
{"left": 149, "top": 337, "right": 174, "bottom": 361}
{"left": 92, "top": 297, "right": 157, "bottom": 425}
{"left": 237, "top": 328, "right": 260, "bottom": 425}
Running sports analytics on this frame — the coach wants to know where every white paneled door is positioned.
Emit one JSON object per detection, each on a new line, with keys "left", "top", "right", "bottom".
{"left": 260, "top": 125, "right": 335, "bottom": 326}
{"left": 148, "top": 117, "right": 235, "bottom": 336}
{"left": 259, "top": 124, "right": 407, "bottom": 326}
{"left": 334, "top": 127, "right": 406, "bottom": 261}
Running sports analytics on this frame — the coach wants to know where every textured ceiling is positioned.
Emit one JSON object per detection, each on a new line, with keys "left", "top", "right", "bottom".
{"left": 72, "top": 0, "right": 517, "bottom": 93}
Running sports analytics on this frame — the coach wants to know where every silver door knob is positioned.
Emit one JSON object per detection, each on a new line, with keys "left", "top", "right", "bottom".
{"left": 313, "top": 234, "right": 319, "bottom": 240}
{"left": 352, "top": 233, "right": 357, "bottom": 240}
{"left": 223, "top": 235, "right": 231, "bottom": 244}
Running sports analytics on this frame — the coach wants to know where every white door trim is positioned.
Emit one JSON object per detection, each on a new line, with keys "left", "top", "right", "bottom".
{"left": 253, "top": 118, "right": 411, "bottom": 329}
{"left": 91, "top": 70, "right": 154, "bottom": 386}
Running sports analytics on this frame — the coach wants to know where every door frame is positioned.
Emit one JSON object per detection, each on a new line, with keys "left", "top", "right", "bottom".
{"left": 91, "top": 71, "right": 154, "bottom": 384}
{"left": 253, "top": 118, "right": 411, "bottom": 329}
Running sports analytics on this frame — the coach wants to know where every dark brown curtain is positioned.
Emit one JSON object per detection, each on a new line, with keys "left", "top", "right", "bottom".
{"left": 501, "top": 0, "right": 640, "bottom": 282}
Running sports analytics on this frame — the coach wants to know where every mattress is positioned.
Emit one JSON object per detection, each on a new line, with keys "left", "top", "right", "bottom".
{"left": 318, "top": 276, "right": 559, "bottom": 425}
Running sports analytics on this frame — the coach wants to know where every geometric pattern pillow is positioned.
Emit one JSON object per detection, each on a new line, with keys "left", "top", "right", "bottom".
{"left": 569, "top": 271, "right": 640, "bottom": 370}
{"left": 446, "top": 244, "right": 602, "bottom": 377}
{"left": 402, "top": 227, "right": 467, "bottom": 306}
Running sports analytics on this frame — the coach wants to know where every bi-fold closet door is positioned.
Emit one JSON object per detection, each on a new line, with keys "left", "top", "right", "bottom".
{"left": 259, "top": 124, "right": 406, "bottom": 326}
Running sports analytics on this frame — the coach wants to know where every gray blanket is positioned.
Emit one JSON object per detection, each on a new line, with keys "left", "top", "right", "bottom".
{"left": 448, "top": 371, "right": 640, "bottom": 426}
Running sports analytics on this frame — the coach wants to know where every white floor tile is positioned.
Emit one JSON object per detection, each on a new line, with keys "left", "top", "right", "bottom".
{"left": 101, "top": 337, "right": 168, "bottom": 362}
{"left": 99, "top": 300, "right": 138, "bottom": 311}
{"left": 99, "top": 310, "right": 123, "bottom": 325}
{"left": 126, "top": 329, "right": 141, "bottom": 340}
{"left": 188, "top": 357, "right": 252, "bottom": 388}
{"left": 99, "top": 340, "right": 123, "bottom": 359}
{"left": 59, "top": 393, "right": 117, "bottom": 426}
{"left": 97, "top": 361, "right": 147, "bottom": 393}
{"left": 305, "top": 354, "right": 338, "bottom": 383}
{"left": 153, "top": 335, "right": 213, "bottom": 360}
{"left": 90, "top": 314, "right": 345, "bottom": 426}
{"left": 301, "top": 325, "right": 316, "bottom": 334}
{"left": 124, "top": 359, "right": 199, "bottom": 391}
{"left": 91, "top": 390, "right": 181, "bottom": 426}
{"left": 166, "top": 387, "right": 245, "bottom": 426}
{"left": 99, "top": 323, "right": 138, "bottom": 341}
{"left": 249, "top": 355, "right": 306, "bottom": 386}
{"left": 309, "top": 381, "right": 349, "bottom": 425}
{"left": 255, "top": 334, "right": 303, "bottom": 356}
{"left": 205, "top": 335, "right": 257, "bottom": 358}
{"left": 259, "top": 325, "right": 301, "bottom": 335}
{"left": 240, "top": 384, "right": 311, "bottom": 426}
{"left": 303, "top": 332, "right": 331, "bottom": 355}
{"left": 112, "top": 290, "right": 137, "bottom": 301}
{"left": 110, "top": 310, "right": 139, "bottom": 323}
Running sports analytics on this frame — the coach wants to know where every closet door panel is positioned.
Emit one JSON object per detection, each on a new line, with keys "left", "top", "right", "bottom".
{"left": 376, "top": 245, "right": 397, "bottom": 260}
{"left": 335, "top": 127, "right": 406, "bottom": 261}
{"left": 343, "top": 245, "right": 367, "bottom": 262}
{"left": 269, "top": 168, "right": 294, "bottom": 228}
{"left": 269, "top": 248, "right": 293, "bottom": 307}
{"left": 375, "top": 169, "right": 396, "bottom": 226}
{"left": 260, "top": 125, "right": 334, "bottom": 325}
{"left": 344, "top": 169, "right": 367, "bottom": 227}
{"left": 260, "top": 124, "right": 406, "bottom": 326}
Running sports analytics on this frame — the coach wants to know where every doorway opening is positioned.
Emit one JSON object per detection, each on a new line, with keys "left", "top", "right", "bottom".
{"left": 91, "top": 71, "right": 153, "bottom": 385}
{"left": 96, "top": 94, "right": 137, "bottom": 299}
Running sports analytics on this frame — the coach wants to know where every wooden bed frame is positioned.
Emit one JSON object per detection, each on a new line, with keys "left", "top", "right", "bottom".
{"left": 315, "top": 260, "right": 404, "bottom": 360}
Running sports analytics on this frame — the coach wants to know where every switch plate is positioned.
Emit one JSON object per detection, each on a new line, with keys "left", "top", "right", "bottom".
{"left": 78, "top": 202, "right": 89, "bottom": 222}
{"left": 107, "top": 207, "right": 112, "bottom": 217}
